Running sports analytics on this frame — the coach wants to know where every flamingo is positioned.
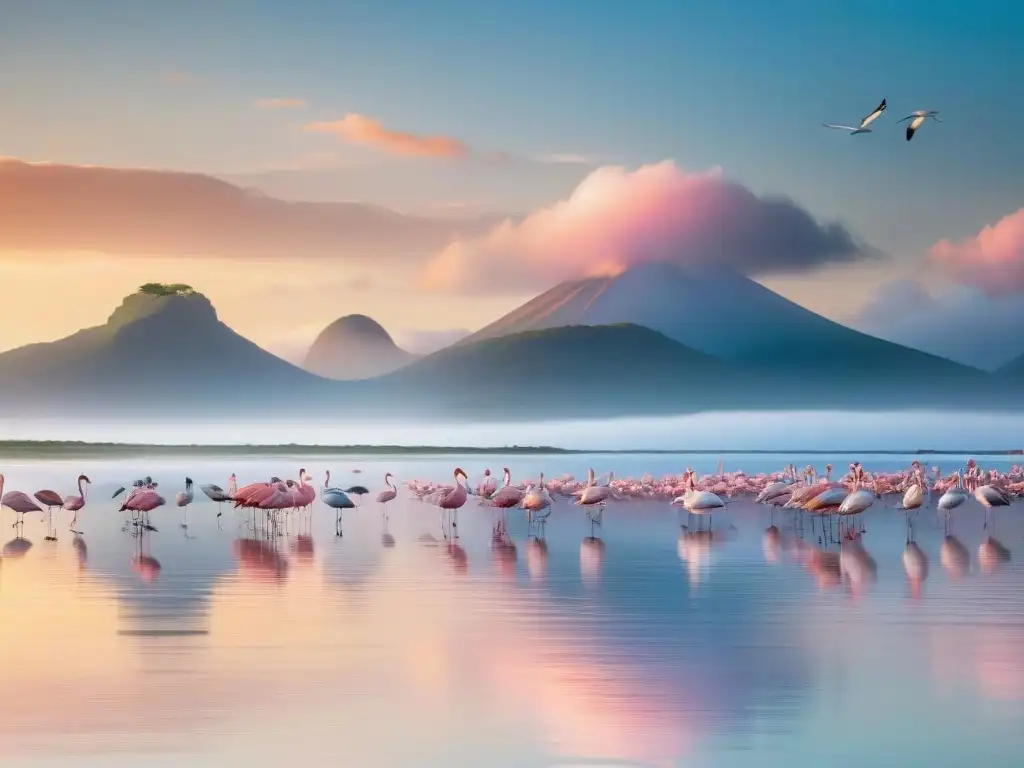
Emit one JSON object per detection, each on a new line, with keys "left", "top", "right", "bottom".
{"left": 34, "top": 487, "right": 64, "bottom": 541}
{"left": 64, "top": 474, "right": 91, "bottom": 535}
{"left": 477, "top": 469, "right": 497, "bottom": 498}
{"left": 175, "top": 477, "right": 194, "bottom": 528}
{"left": 121, "top": 486, "right": 165, "bottom": 531}
{"left": 376, "top": 473, "right": 398, "bottom": 518}
{"left": 974, "top": 483, "right": 1011, "bottom": 529}
{"left": 671, "top": 469, "right": 726, "bottom": 530}
{"left": 202, "top": 473, "right": 237, "bottom": 521}
{"left": 490, "top": 468, "right": 524, "bottom": 532}
{"left": 323, "top": 486, "right": 355, "bottom": 537}
{"left": 438, "top": 467, "right": 469, "bottom": 538}
{"left": 938, "top": 469, "right": 969, "bottom": 532}
{"left": 295, "top": 469, "right": 317, "bottom": 510}
{"left": 522, "top": 472, "right": 554, "bottom": 523}
{"left": 1, "top": 474, "right": 43, "bottom": 529}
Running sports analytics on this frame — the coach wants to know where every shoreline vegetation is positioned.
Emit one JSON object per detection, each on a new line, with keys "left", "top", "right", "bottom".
{"left": 0, "top": 441, "right": 1021, "bottom": 459}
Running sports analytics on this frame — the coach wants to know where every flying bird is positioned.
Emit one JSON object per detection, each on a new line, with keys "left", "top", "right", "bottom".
{"left": 823, "top": 98, "right": 887, "bottom": 135}
{"left": 898, "top": 110, "right": 941, "bottom": 141}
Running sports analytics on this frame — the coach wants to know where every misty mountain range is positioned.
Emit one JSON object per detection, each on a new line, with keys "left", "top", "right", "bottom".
{"left": 0, "top": 262, "right": 1021, "bottom": 420}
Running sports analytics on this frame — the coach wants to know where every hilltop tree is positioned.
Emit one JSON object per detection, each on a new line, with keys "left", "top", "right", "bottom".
{"left": 137, "top": 282, "right": 196, "bottom": 297}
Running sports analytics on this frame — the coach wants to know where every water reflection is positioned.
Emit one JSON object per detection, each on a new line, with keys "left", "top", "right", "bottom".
{"left": 490, "top": 530, "right": 517, "bottom": 580}
{"left": 941, "top": 535, "right": 970, "bottom": 579}
{"left": 72, "top": 533, "right": 88, "bottom": 569}
{"left": 0, "top": 455, "right": 1022, "bottom": 767}
{"left": 840, "top": 537, "right": 878, "bottom": 597}
{"left": 763, "top": 524, "right": 782, "bottom": 564}
{"left": 2, "top": 535, "right": 32, "bottom": 558}
{"left": 903, "top": 540, "right": 929, "bottom": 598}
{"left": 232, "top": 537, "right": 288, "bottom": 583}
{"left": 526, "top": 537, "right": 549, "bottom": 581}
{"left": 580, "top": 535, "right": 605, "bottom": 586}
{"left": 979, "top": 537, "right": 1011, "bottom": 574}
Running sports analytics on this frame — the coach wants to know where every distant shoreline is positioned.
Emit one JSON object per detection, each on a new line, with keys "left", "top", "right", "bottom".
{"left": 0, "top": 441, "right": 1020, "bottom": 459}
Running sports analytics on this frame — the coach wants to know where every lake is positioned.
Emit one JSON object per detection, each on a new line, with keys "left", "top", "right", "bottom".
{"left": 1, "top": 453, "right": 1022, "bottom": 767}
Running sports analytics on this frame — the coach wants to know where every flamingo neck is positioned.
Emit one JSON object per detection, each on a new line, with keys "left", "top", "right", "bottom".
{"left": 324, "top": 471, "right": 330, "bottom": 489}
{"left": 387, "top": 475, "right": 396, "bottom": 492}
{"left": 79, "top": 477, "right": 88, "bottom": 500}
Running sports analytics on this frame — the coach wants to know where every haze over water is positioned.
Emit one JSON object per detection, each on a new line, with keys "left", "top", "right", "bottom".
{"left": 4, "top": 411, "right": 1024, "bottom": 450}
{"left": 1, "top": 454, "right": 1022, "bottom": 767}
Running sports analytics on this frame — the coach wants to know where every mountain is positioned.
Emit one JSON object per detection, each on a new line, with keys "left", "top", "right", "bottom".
{"left": 462, "top": 261, "right": 986, "bottom": 381}
{"left": 0, "top": 286, "right": 339, "bottom": 415}
{"left": 997, "top": 354, "right": 1024, "bottom": 377}
{"left": 0, "top": 157, "right": 499, "bottom": 259}
{"left": 304, "top": 314, "right": 418, "bottom": 380}
{"left": 377, "top": 324, "right": 758, "bottom": 417}
{"left": 0, "top": 286, "right": 1017, "bottom": 422}
{"left": 378, "top": 323, "right": 1010, "bottom": 418}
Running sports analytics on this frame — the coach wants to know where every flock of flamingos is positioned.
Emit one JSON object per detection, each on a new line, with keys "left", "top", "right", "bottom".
{"left": 0, "top": 459, "right": 1017, "bottom": 589}
{"left": 0, "top": 457, "right": 1017, "bottom": 533}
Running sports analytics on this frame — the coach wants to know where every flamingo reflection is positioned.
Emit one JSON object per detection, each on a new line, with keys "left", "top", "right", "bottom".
{"left": 445, "top": 541, "right": 468, "bottom": 574}
{"left": 526, "top": 537, "right": 549, "bottom": 581}
{"left": 490, "top": 529, "right": 517, "bottom": 580}
{"left": 762, "top": 525, "right": 782, "bottom": 564}
{"left": 2, "top": 534, "right": 32, "bottom": 559}
{"left": 978, "top": 536, "right": 1011, "bottom": 575}
{"left": 233, "top": 537, "right": 289, "bottom": 583}
{"left": 580, "top": 536, "right": 606, "bottom": 586}
{"left": 677, "top": 530, "right": 715, "bottom": 586}
{"left": 903, "top": 520, "right": 928, "bottom": 599}
{"left": 940, "top": 535, "right": 970, "bottom": 579}
{"left": 70, "top": 534, "right": 88, "bottom": 569}
{"left": 131, "top": 531, "right": 161, "bottom": 583}
{"left": 839, "top": 536, "right": 877, "bottom": 597}
{"left": 291, "top": 534, "right": 315, "bottom": 564}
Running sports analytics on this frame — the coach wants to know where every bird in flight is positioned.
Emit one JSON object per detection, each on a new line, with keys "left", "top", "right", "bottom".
{"left": 823, "top": 98, "right": 887, "bottom": 135}
{"left": 898, "top": 110, "right": 941, "bottom": 141}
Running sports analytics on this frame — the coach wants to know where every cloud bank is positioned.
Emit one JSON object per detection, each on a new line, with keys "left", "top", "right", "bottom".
{"left": 929, "top": 207, "right": 1024, "bottom": 296}
{"left": 851, "top": 278, "right": 1024, "bottom": 370}
{"left": 421, "top": 160, "right": 873, "bottom": 294}
{"left": 304, "top": 114, "right": 468, "bottom": 158}
{"left": 0, "top": 158, "right": 498, "bottom": 260}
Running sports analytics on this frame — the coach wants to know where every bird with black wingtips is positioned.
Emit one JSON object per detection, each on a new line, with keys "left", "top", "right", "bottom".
{"left": 823, "top": 98, "right": 887, "bottom": 135}
{"left": 898, "top": 109, "right": 940, "bottom": 141}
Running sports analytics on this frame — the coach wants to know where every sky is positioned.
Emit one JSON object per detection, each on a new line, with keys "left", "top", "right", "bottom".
{"left": 0, "top": 0, "right": 1022, "bottom": 361}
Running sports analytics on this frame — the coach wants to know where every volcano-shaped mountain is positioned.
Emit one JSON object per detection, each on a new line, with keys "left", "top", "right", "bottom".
{"left": 0, "top": 288, "right": 338, "bottom": 415}
{"left": 304, "top": 314, "right": 417, "bottom": 380}
{"left": 463, "top": 261, "right": 985, "bottom": 380}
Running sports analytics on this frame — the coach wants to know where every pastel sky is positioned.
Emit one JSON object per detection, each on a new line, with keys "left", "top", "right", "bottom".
{"left": 1, "top": 0, "right": 1022, "bottom": 360}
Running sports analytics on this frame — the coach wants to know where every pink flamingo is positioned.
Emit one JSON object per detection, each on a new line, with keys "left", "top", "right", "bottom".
{"left": 121, "top": 487, "right": 165, "bottom": 531}
{"left": 376, "top": 472, "right": 398, "bottom": 518}
{"left": 490, "top": 467, "right": 524, "bottom": 532}
{"left": 296, "top": 469, "right": 316, "bottom": 510}
{"left": 64, "top": 474, "right": 91, "bottom": 535}
{"left": 477, "top": 469, "right": 497, "bottom": 498}
{"left": 1, "top": 474, "right": 43, "bottom": 529}
{"left": 34, "top": 487, "right": 64, "bottom": 541}
{"left": 438, "top": 467, "right": 469, "bottom": 539}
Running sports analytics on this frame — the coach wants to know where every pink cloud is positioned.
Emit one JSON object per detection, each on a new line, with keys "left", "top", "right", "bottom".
{"left": 304, "top": 114, "right": 468, "bottom": 158}
{"left": 929, "top": 207, "right": 1024, "bottom": 296}
{"left": 421, "top": 160, "right": 870, "bottom": 294}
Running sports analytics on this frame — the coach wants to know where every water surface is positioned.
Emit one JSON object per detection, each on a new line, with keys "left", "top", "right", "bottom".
{"left": 1, "top": 454, "right": 1022, "bottom": 767}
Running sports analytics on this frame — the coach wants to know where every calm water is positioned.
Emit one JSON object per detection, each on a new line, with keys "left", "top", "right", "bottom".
{"left": 1, "top": 453, "right": 1022, "bottom": 767}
